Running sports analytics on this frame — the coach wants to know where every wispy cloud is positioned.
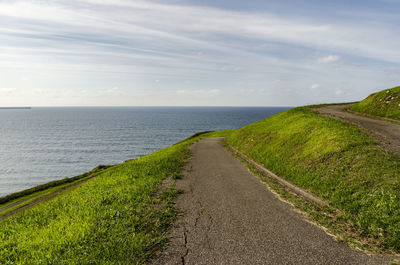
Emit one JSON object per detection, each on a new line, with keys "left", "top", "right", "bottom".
{"left": 0, "top": 0, "right": 399, "bottom": 106}
{"left": 176, "top": 89, "right": 220, "bottom": 97}
{"left": 317, "top": 55, "right": 340, "bottom": 63}
{"left": 1, "top": 0, "right": 399, "bottom": 62}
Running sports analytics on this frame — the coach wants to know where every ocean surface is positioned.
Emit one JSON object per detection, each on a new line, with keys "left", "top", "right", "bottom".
{"left": 0, "top": 107, "right": 290, "bottom": 197}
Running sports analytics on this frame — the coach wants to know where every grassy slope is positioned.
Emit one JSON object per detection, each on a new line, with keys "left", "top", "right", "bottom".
{"left": 227, "top": 107, "right": 400, "bottom": 251}
{"left": 2, "top": 102, "right": 400, "bottom": 262}
{"left": 0, "top": 165, "right": 110, "bottom": 206}
{"left": 0, "top": 167, "right": 111, "bottom": 217}
{"left": 0, "top": 135, "right": 201, "bottom": 264}
{"left": 350, "top": 86, "right": 400, "bottom": 120}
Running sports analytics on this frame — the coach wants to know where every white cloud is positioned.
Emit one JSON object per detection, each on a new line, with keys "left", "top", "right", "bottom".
{"left": 176, "top": 89, "right": 220, "bottom": 96}
{"left": 317, "top": 55, "right": 340, "bottom": 63}
{"left": 335, "top": 90, "right": 344, "bottom": 95}
{"left": 239, "top": 88, "right": 257, "bottom": 95}
{"left": 104, "top": 86, "right": 122, "bottom": 95}
{"left": 310, "top": 84, "right": 320, "bottom": 89}
{"left": 0, "top": 87, "right": 17, "bottom": 96}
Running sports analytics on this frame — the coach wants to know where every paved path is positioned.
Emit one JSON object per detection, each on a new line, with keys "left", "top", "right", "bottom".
{"left": 151, "top": 138, "right": 389, "bottom": 264}
{"left": 315, "top": 104, "right": 400, "bottom": 158}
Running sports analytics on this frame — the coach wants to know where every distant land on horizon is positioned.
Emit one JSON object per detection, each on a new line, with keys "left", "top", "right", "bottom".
{"left": 0, "top": 107, "right": 32, "bottom": 109}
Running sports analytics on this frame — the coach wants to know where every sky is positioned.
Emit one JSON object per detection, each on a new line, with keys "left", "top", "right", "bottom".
{"left": 0, "top": 0, "right": 399, "bottom": 106}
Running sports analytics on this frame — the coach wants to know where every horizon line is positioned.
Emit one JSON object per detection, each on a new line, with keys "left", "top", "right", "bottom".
{"left": 0, "top": 105, "right": 299, "bottom": 108}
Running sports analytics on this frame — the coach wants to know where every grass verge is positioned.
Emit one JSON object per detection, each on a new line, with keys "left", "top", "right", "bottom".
{"left": 0, "top": 165, "right": 110, "bottom": 206}
{"left": 0, "top": 133, "right": 209, "bottom": 264}
{"left": 223, "top": 139, "right": 388, "bottom": 254}
{"left": 226, "top": 107, "right": 400, "bottom": 253}
{"left": 0, "top": 167, "right": 112, "bottom": 218}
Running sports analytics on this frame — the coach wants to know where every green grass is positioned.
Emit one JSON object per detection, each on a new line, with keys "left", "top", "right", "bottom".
{"left": 2, "top": 106, "right": 399, "bottom": 263}
{"left": 0, "top": 165, "right": 110, "bottom": 206}
{"left": 0, "top": 134, "right": 204, "bottom": 264}
{"left": 0, "top": 174, "right": 95, "bottom": 217}
{"left": 226, "top": 107, "right": 400, "bottom": 251}
{"left": 349, "top": 86, "right": 400, "bottom": 120}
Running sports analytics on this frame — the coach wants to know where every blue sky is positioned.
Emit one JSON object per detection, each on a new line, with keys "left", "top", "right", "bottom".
{"left": 0, "top": 0, "right": 399, "bottom": 106}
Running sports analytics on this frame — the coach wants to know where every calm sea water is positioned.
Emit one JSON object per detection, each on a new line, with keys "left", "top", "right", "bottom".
{"left": 0, "top": 107, "right": 290, "bottom": 197}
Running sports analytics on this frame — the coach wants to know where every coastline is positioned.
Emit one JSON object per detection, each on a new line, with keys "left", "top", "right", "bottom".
{"left": 1, "top": 103, "right": 399, "bottom": 263}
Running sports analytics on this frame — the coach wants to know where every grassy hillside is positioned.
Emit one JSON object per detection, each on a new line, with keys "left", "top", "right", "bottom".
{"left": 0, "top": 135, "right": 201, "bottom": 264}
{"left": 226, "top": 107, "right": 400, "bottom": 251}
{"left": 0, "top": 166, "right": 111, "bottom": 217}
{"left": 1, "top": 104, "right": 399, "bottom": 261}
{"left": 349, "top": 86, "right": 400, "bottom": 120}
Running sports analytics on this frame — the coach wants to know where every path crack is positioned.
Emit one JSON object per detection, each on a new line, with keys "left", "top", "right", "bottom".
{"left": 181, "top": 228, "right": 189, "bottom": 265}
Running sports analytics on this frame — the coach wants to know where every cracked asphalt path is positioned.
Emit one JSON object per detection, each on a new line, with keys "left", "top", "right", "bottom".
{"left": 150, "top": 138, "right": 389, "bottom": 265}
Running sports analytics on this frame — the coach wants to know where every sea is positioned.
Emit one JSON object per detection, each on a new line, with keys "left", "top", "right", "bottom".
{"left": 0, "top": 107, "right": 290, "bottom": 197}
